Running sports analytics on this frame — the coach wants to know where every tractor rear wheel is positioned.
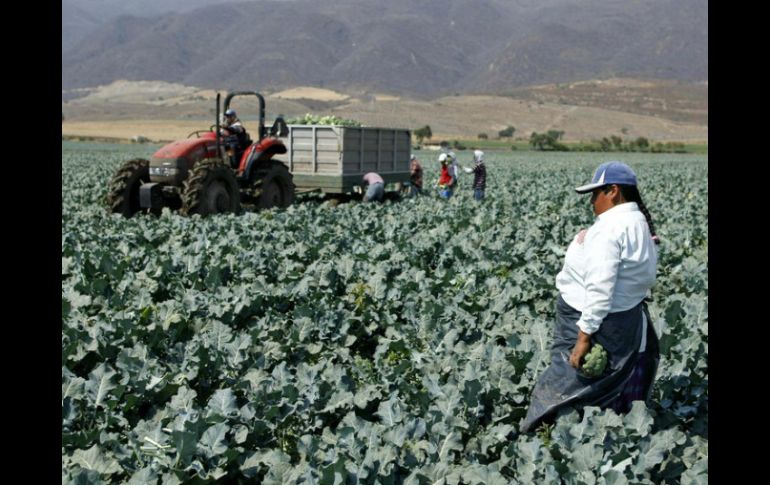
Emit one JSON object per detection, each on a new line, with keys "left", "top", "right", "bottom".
{"left": 106, "top": 158, "right": 150, "bottom": 217}
{"left": 249, "top": 160, "right": 296, "bottom": 209}
{"left": 181, "top": 159, "right": 241, "bottom": 216}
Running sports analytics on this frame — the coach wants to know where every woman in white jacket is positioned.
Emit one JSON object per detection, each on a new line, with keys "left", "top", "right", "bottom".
{"left": 521, "top": 161, "right": 661, "bottom": 432}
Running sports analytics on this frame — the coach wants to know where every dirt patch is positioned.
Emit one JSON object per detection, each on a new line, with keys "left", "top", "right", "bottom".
{"left": 329, "top": 96, "right": 707, "bottom": 142}
{"left": 272, "top": 87, "right": 350, "bottom": 101}
{"left": 501, "top": 77, "right": 708, "bottom": 125}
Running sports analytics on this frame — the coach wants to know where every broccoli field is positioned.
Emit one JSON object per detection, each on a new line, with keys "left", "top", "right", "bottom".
{"left": 62, "top": 141, "right": 708, "bottom": 484}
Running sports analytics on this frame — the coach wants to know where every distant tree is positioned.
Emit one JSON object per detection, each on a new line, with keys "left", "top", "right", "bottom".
{"left": 610, "top": 135, "right": 623, "bottom": 150}
{"left": 530, "top": 132, "right": 546, "bottom": 150}
{"left": 498, "top": 125, "right": 516, "bottom": 138}
{"left": 548, "top": 130, "right": 568, "bottom": 151}
{"left": 634, "top": 137, "right": 649, "bottom": 150}
{"left": 477, "top": 133, "right": 488, "bottom": 140}
{"left": 645, "top": 141, "right": 685, "bottom": 153}
{"left": 414, "top": 125, "right": 432, "bottom": 144}
{"left": 578, "top": 142, "right": 601, "bottom": 152}
{"left": 530, "top": 130, "right": 568, "bottom": 151}
{"left": 667, "top": 142, "right": 686, "bottom": 153}
{"left": 547, "top": 130, "right": 565, "bottom": 141}
{"left": 599, "top": 137, "right": 612, "bottom": 151}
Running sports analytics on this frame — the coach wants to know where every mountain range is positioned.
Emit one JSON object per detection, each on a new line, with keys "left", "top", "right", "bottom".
{"left": 62, "top": 0, "right": 708, "bottom": 97}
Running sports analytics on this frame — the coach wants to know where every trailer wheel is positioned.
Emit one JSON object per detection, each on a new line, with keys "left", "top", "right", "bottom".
{"left": 106, "top": 158, "right": 150, "bottom": 217}
{"left": 181, "top": 159, "right": 241, "bottom": 216}
{"left": 249, "top": 160, "right": 296, "bottom": 209}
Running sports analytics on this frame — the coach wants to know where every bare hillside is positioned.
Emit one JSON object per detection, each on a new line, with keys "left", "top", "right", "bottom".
{"left": 61, "top": 80, "right": 707, "bottom": 143}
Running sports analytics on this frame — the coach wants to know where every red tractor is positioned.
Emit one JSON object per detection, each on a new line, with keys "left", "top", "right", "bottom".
{"left": 106, "top": 91, "right": 295, "bottom": 217}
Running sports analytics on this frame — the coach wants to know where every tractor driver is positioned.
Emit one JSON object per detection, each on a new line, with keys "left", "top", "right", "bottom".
{"left": 220, "top": 109, "right": 251, "bottom": 166}
{"left": 221, "top": 109, "right": 247, "bottom": 143}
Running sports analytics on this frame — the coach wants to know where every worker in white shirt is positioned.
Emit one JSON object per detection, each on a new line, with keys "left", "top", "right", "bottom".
{"left": 522, "top": 161, "right": 661, "bottom": 432}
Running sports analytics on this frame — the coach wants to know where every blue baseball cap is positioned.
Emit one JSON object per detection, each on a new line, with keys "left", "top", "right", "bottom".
{"left": 575, "top": 161, "right": 637, "bottom": 194}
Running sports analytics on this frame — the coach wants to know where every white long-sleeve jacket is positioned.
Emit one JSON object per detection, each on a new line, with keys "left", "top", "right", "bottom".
{"left": 556, "top": 202, "right": 657, "bottom": 336}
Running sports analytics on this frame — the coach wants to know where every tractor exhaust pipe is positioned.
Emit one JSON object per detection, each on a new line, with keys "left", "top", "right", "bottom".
{"left": 215, "top": 92, "right": 221, "bottom": 159}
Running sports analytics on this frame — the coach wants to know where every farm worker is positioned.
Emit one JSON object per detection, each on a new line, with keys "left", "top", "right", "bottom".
{"left": 446, "top": 149, "right": 460, "bottom": 188}
{"left": 439, "top": 142, "right": 459, "bottom": 187}
{"left": 409, "top": 154, "right": 423, "bottom": 196}
{"left": 362, "top": 172, "right": 385, "bottom": 202}
{"left": 437, "top": 153, "right": 454, "bottom": 199}
{"left": 462, "top": 150, "right": 487, "bottom": 200}
{"left": 521, "top": 161, "right": 662, "bottom": 432}
{"left": 221, "top": 109, "right": 250, "bottom": 150}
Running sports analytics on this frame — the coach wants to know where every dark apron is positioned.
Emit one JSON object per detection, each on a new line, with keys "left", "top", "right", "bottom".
{"left": 520, "top": 295, "right": 660, "bottom": 432}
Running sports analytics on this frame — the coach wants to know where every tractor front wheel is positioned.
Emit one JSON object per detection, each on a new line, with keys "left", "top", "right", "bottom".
{"left": 106, "top": 158, "right": 150, "bottom": 217}
{"left": 181, "top": 159, "right": 241, "bottom": 216}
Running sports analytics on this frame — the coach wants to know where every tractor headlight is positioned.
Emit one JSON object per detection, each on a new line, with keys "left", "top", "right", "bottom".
{"left": 149, "top": 167, "right": 179, "bottom": 176}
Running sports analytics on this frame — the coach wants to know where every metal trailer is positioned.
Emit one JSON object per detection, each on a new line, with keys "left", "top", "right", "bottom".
{"left": 279, "top": 125, "right": 412, "bottom": 194}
